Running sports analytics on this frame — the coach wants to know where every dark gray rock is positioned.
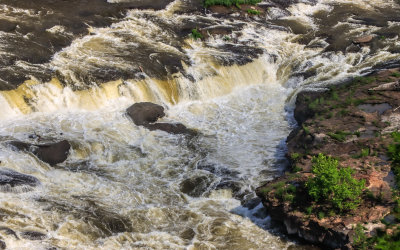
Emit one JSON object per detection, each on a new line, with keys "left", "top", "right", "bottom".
{"left": 9, "top": 140, "right": 71, "bottom": 165}
{"left": 126, "top": 102, "right": 196, "bottom": 136}
{"left": 20, "top": 231, "right": 46, "bottom": 240}
{"left": 126, "top": 102, "right": 165, "bottom": 126}
{"left": 0, "top": 169, "right": 39, "bottom": 188}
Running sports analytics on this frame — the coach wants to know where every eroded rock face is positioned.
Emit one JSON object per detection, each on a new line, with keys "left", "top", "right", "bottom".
{"left": 257, "top": 68, "right": 400, "bottom": 249}
{"left": 9, "top": 140, "right": 71, "bottom": 165}
{"left": 126, "top": 102, "right": 196, "bottom": 135}
{"left": 20, "top": 231, "right": 46, "bottom": 240}
{"left": 0, "top": 169, "right": 39, "bottom": 188}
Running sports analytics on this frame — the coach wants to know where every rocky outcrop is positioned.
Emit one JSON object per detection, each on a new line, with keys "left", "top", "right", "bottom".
{"left": 257, "top": 68, "right": 400, "bottom": 249}
{"left": 9, "top": 140, "right": 71, "bottom": 165}
{"left": 126, "top": 102, "right": 196, "bottom": 135}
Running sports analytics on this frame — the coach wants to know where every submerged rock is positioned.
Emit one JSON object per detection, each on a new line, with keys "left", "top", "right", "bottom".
{"left": 20, "top": 231, "right": 46, "bottom": 240}
{"left": 0, "top": 169, "right": 39, "bottom": 188}
{"left": 0, "top": 240, "right": 5, "bottom": 250}
{"left": 9, "top": 140, "right": 71, "bottom": 165}
{"left": 146, "top": 123, "right": 196, "bottom": 135}
{"left": 126, "top": 102, "right": 196, "bottom": 135}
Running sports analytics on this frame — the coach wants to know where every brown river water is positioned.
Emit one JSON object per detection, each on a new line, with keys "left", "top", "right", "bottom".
{"left": 0, "top": 0, "right": 399, "bottom": 249}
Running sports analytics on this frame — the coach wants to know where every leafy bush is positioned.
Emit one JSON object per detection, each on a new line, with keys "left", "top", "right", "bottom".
{"left": 191, "top": 29, "right": 203, "bottom": 40}
{"left": 353, "top": 224, "right": 367, "bottom": 249}
{"left": 247, "top": 9, "right": 260, "bottom": 15}
{"left": 306, "top": 154, "right": 365, "bottom": 212}
{"left": 327, "top": 131, "right": 351, "bottom": 142}
{"left": 388, "top": 132, "right": 400, "bottom": 187}
{"left": 204, "top": 0, "right": 261, "bottom": 8}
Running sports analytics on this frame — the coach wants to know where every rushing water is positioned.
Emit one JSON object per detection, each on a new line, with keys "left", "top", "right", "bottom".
{"left": 0, "top": 0, "right": 399, "bottom": 249}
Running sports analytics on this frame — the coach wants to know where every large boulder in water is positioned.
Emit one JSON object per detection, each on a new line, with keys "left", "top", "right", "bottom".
{"left": 126, "top": 102, "right": 196, "bottom": 136}
{"left": 0, "top": 168, "right": 39, "bottom": 188}
{"left": 126, "top": 102, "right": 165, "bottom": 126}
{"left": 9, "top": 140, "right": 71, "bottom": 165}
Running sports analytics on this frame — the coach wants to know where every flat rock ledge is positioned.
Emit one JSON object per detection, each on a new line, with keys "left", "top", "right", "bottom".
{"left": 256, "top": 68, "right": 400, "bottom": 249}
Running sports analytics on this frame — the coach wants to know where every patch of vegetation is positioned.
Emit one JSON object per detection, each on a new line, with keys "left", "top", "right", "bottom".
{"left": 190, "top": 29, "right": 203, "bottom": 40}
{"left": 387, "top": 132, "right": 400, "bottom": 187}
{"left": 204, "top": 0, "right": 262, "bottom": 8}
{"left": 318, "top": 211, "right": 325, "bottom": 219}
{"left": 308, "top": 97, "right": 325, "bottom": 110}
{"left": 306, "top": 154, "right": 365, "bottom": 212}
{"left": 354, "top": 76, "right": 376, "bottom": 85}
{"left": 247, "top": 9, "right": 260, "bottom": 15}
{"left": 327, "top": 131, "right": 352, "bottom": 142}
{"left": 302, "top": 125, "right": 310, "bottom": 135}
{"left": 292, "top": 165, "right": 303, "bottom": 173}
{"left": 353, "top": 224, "right": 367, "bottom": 249}
{"left": 391, "top": 72, "right": 400, "bottom": 78}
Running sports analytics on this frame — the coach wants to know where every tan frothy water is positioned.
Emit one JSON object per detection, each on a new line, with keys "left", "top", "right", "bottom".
{"left": 0, "top": 0, "right": 399, "bottom": 249}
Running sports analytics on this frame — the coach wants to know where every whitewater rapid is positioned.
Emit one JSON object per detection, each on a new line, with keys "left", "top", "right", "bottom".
{"left": 0, "top": 0, "right": 399, "bottom": 249}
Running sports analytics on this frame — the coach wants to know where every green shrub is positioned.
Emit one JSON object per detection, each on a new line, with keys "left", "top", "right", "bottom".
{"left": 388, "top": 132, "right": 400, "bottom": 187}
{"left": 306, "top": 154, "right": 365, "bottom": 212}
{"left": 204, "top": 0, "right": 262, "bottom": 8}
{"left": 247, "top": 9, "right": 260, "bottom": 15}
{"left": 318, "top": 211, "right": 325, "bottom": 219}
{"left": 391, "top": 72, "right": 400, "bottom": 77}
{"left": 306, "top": 206, "right": 313, "bottom": 215}
{"left": 327, "top": 131, "right": 351, "bottom": 142}
{"left": 353, "top": 224, "right": 367, "bottom": 249}
{"left": 303, "top": 125, "right": 310, "bottom": 135}
{"left": 191, "top": 29, "right": 203, "bottom": 40}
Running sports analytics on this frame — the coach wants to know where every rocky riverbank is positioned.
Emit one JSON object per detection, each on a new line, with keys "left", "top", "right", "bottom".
{"left": 256, "top": 68, "right": 400, "bottom": 249}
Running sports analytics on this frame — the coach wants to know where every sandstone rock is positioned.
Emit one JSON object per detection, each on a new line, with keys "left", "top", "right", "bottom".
{"left": 126, "top": 102, "right": 165, "bottom": 126}
{"left": 9, "top": 140, "right": 71, "bottom": 165}
{"left": 353, "top": 35, "right": 373, "bottom": 44}
{"left": 0, "top": 169, "right": 39, "bottom": 188}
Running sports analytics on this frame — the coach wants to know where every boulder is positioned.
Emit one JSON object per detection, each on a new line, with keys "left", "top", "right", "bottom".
{"left": 0, "top": 168, "right": 39, "bottom": 188}
{"left": 369, "top": 80, "right": 400, "bottom": 91}
{"left": 126, "top": 102, "right": 165, "bottom": 126}
{"left": 9, "top": 140, "right": 71, "bottom": 165}
{"left": 126, "top": 102, "right": 196, "bottom": 136}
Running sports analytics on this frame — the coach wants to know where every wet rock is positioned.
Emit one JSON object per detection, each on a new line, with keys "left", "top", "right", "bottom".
{"left": 20, "top": 231, "right": 46, "bottom": 240}
{"left": 0, "top": 169, "right": 39, "bottom": 188}
{"left": 146, "top": 123, "right": 195, "bottom": 135}
{"left": 9, "top": 140, "right": 71, "bottom": 165}
{"left": 180, "top": 175, "right": 212, "bottom": 197}
{"left": 126, "top": 102, "right": 165, "bottom": 126}
{"left": 353, "top": 35, "right": 374, "bottom": 44}
{"left": 126, "top": 102, "right": 196, "bottom": 135}
{"left": 0, "top": 240, "right": 5, "bottom": 250}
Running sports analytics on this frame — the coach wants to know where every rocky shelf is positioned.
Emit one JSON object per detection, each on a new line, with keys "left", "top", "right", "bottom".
{"left": 256, "top": 68, "right": 400, "bottom": 249}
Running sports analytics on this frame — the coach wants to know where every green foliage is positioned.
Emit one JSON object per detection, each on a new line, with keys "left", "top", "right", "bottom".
{"left": 318, "top": 211, "right": 325, "bottom": 219}
{"left": 306, "top": 154, "right": 365, "bottom": 212}
{"left": 327, "top": 131, "right": 351, "bottom": 142}
{"left": 306, "top": 206, "right": 313, "bottom": 215}
{"left": 391, "top": 72, "right": 400, "bottom": 77}
{"left": 204, "top": 0, "right": 262, "bottom": 8}
{"left": 353, "top": 224, "right": 367, "bottom": 249}
{"left": 247, "top": 9, "right": 260, "bottom": 15}
{"left": 354, "top": 76, "right": 376, "bottom": 85}
{"left": 191, "top": 29, "right": 203, "bottom": 40}
{"left": 223, "top": 35, "right": 231, "bottom": 41}
{"left": 302, "top": 125, "right": 310, "bottom": 135}
{"left": 388, "top": 132, "right": 400, "bottom": 187}
{"left": 292, "top": 165, "right": 303, "bottom": 173}
{"left": 290, "top": 152, "right": 301, "bottom": 162}
{"left": 361, "top": 148, "right": 370, "bottom": 157}
{"left": 373, "top": 231, "right": 400, "bottom": 250}
{"left": 308, "top": 97, "right": 325, "bottom": 110}
{"left": 331, "top": 90, "right": 339, "bottom": 100}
